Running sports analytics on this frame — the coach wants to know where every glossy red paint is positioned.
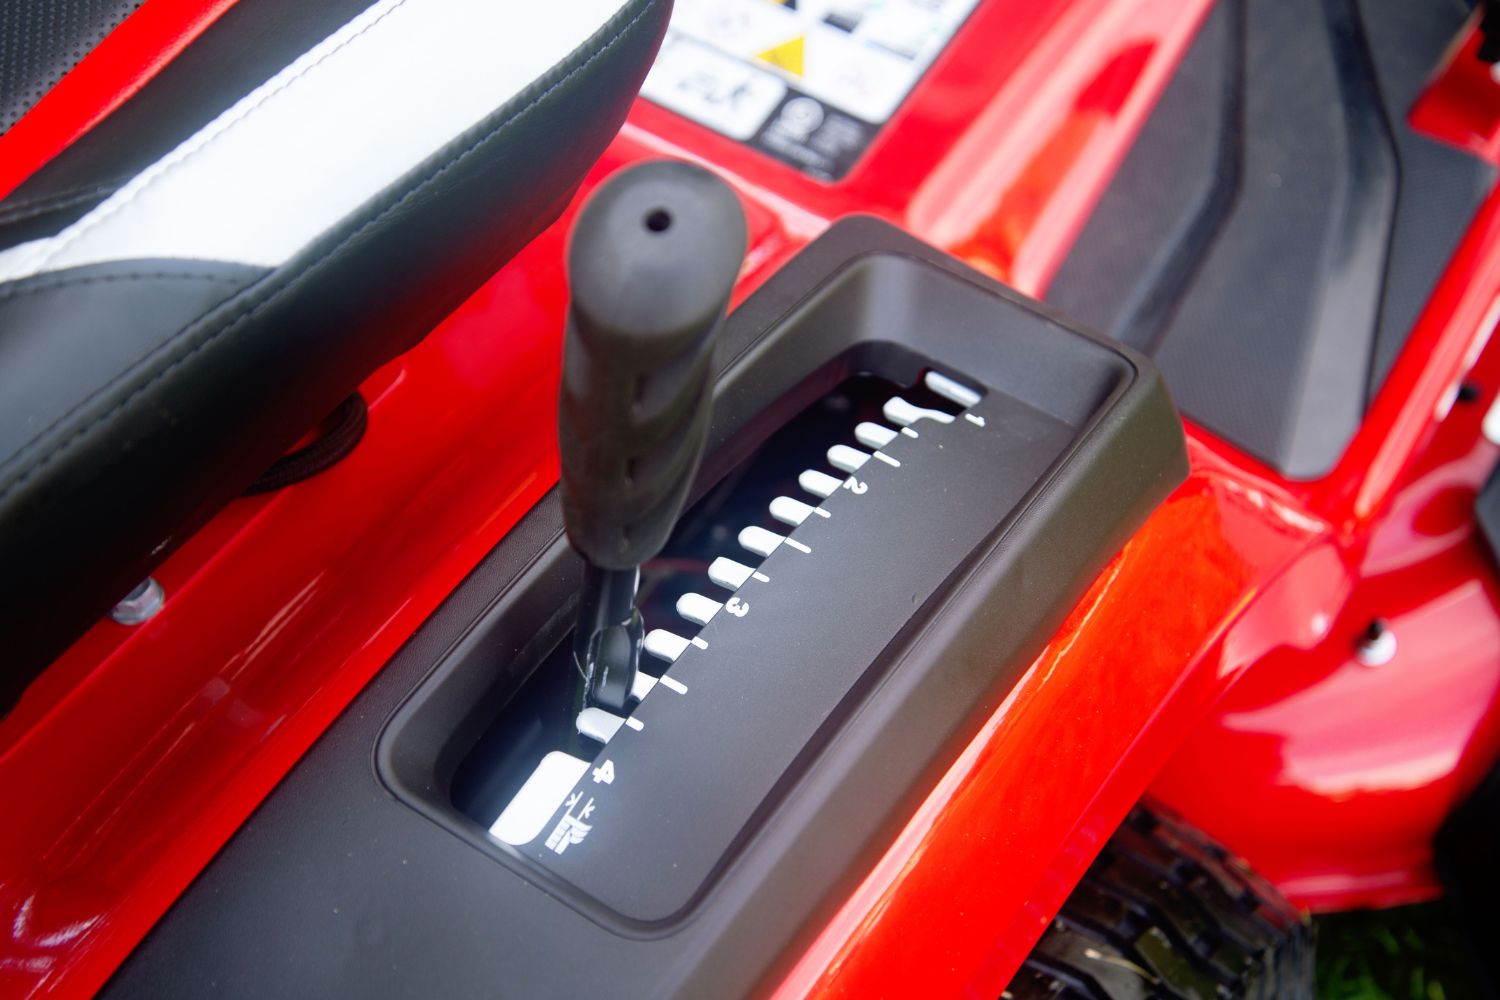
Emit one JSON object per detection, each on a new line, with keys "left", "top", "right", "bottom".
{"left": 773, "top": 175, "right": 1500, "bottom": 987}
{"left": 1149, "top": 268, "right": 1500, "bottom": 911}
{"left": 772, "top": 438, "right": 1337, "bottom": 998}
{"left": 0, "top": 8, "right": 1218, "bottom": 994}
{"left": 2, "top": 1, "right": 1499, "bottom": 998}
{"left": 1410, "top": 19, "right": 1500, "bottom": 167}
{"left": 623, "top": 0, "right": 1214, "bottom": 294}
{"left": 0, "top": 0, "right": 241, "bottom": 201}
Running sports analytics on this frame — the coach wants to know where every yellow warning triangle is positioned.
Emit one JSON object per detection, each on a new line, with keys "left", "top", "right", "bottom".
{"left": 756, "top": 35, "right": 805, "bottom": 77}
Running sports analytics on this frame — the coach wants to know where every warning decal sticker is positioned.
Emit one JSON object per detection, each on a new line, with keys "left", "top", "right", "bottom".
{"left": 641, "top": 0, "right": 982, "bottom": 181}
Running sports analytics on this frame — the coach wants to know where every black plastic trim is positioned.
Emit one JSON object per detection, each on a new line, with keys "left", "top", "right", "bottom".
{"left": 106, "top": 217, "right": 1186, "bottom": 1000}
{"left": 1047, "top": 0, "right": 1494, "bottom": 479}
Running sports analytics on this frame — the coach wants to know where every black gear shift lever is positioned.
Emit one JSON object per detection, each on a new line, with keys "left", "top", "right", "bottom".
{"left": 558, "top": 161, "right": 746, "bottom": 716}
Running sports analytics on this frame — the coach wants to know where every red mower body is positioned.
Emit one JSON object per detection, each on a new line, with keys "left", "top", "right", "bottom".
{"left": 2, "top": 0, "right": 1500, "bottom": 997}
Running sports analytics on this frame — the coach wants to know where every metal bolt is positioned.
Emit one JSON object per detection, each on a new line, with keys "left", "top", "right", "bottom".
{"left": 1355, "top": 618, "right": 1396, "bottom": 667}
{"left": 111, "top": 577, "right": 165, "bottom": 625}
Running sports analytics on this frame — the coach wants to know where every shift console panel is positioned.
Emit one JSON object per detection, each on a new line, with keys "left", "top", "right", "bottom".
{"left": 105, "top": 218, "right": 1187, "bottom": 999}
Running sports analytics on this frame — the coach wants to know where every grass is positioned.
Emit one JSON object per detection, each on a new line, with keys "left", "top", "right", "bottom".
{"left": 1316, "top": 904, "right": 1484, "bottom": 1000}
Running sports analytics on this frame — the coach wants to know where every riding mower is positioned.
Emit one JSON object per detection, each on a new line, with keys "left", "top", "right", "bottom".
{"left": 2, "top": 0, "right": 1499, "bottom": 997}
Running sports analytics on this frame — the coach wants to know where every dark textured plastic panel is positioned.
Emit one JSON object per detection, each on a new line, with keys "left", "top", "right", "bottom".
{"left": 527, "top": 385, "right": 1069, "bottom": 924}
{"left": 1047, "top": 0, "right": 1494, "bottom": 479}
{"left": 105, "top": 218, "right": 1187, "bottom": 1000}
{"left": 383, "top": 257, "right": 1106, "bottom": 926}
{"left": 0, "top": 0, "right": 143, "bottom": 133}
{"left": 1359, "top": 0, "right": 1495, "bottom": 395}
{"left": 1044, "top": 1, "right": 1240, "bottom": 359}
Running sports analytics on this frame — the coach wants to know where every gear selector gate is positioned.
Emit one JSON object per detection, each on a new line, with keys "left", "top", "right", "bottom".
{"left": 379, "top": 162, "right": 1187, "bottom": 948}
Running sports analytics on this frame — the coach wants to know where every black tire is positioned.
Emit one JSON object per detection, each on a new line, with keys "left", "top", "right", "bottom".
{"left": 1004, "top": 803, "right": 1315, "bottom": 1000}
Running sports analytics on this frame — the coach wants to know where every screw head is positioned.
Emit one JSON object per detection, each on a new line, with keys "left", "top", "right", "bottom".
{"left": 111, "top": 577, "right": 164, "bottom": 625}
{"left": 1355, "top": 618, "right": 1396, "bottom": 667}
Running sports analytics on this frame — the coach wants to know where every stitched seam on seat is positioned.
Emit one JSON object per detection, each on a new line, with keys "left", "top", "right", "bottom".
{"left": 20, "top": 0, "right": 415, "bottom": 276}
{"left": 0, "top": 271, "right": 242, "bottom": 304}
{"left": 0, "top": 182, "right": 121, "bottom": 223}
{"left": 0, "top": 0, "right": 654, "bottom": 500}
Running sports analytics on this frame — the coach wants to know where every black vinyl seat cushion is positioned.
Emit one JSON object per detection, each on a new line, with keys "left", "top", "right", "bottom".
{"left": 0, "top": 0, "right": 672, "bottom": 710}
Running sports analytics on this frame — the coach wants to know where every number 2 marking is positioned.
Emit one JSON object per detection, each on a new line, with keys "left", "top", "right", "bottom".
{"left": 844, "top": 477, "right": 868, "bottom": 494}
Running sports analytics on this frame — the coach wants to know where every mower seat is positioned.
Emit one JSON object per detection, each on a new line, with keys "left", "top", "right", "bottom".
{"left": 0, "top": 0, "right": 671, "bottom": 708}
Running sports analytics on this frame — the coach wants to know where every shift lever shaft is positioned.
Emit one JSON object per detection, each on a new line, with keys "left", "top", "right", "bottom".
{"left": 559, "top": 161, "right": 746, "bottom": 714}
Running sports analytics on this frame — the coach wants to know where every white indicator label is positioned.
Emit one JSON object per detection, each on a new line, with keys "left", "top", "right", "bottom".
{"left": 577, "top": 707, "right": 627, "bottom": 744}
{"left": 651, "top": 0, "right": 982, "bottom": 126}
{"left": 708, "top": 556, "right": 755, "bottom": 589}
{"left": 642, "top": 34, "right": 788, "bottom": 140}
{"left": 645, "top": 629, "right": 691, "bottom": 662}
{"left": 490, "top": 751, "right": 590, "bottom": 846}
{"left": 739, "top": 525, "right": 785, "bottom": 557}
{"left": 545, "top": 792, "right": 595, "bottom": 855}
{"left": 924, "top": 370, "right": 982, "bottom": 408}
{"left": 827, "top": 444, "right": 870, "bottom": 473}
{"left": 854, "top": 422, "right": 897, "bottom": 449}
{"left": 630, "top": 671, "right": 658, "bottom": 701}
{"left": 769, "top": 495, "right": 822, "bottom": 526}
{"left": 884, "top": 396, "right": 955, "bottom": 427}
{"left": 799, "top": 469, "right": 842, "bottom": 498}
{"left": 677, "top": 592, "right": 724, "bottom": 625}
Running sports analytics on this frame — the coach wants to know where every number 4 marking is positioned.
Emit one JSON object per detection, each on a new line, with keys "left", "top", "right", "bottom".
{"left": 592, "top": 760, "right": 615, "bottom": 784}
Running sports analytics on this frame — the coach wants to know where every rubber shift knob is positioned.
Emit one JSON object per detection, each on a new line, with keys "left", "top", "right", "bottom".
{"left": 559, "top": 161, "right": 747, "bottom": 569}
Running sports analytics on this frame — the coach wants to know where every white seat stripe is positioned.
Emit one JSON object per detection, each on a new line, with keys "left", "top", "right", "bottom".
{"left": 0, "top": 0, "right": 629, "bottom": 282}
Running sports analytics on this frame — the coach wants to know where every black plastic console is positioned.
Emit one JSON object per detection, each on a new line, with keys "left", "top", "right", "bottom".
{"left": 104, "top": 217, "right": 1188, "bottom": 999}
